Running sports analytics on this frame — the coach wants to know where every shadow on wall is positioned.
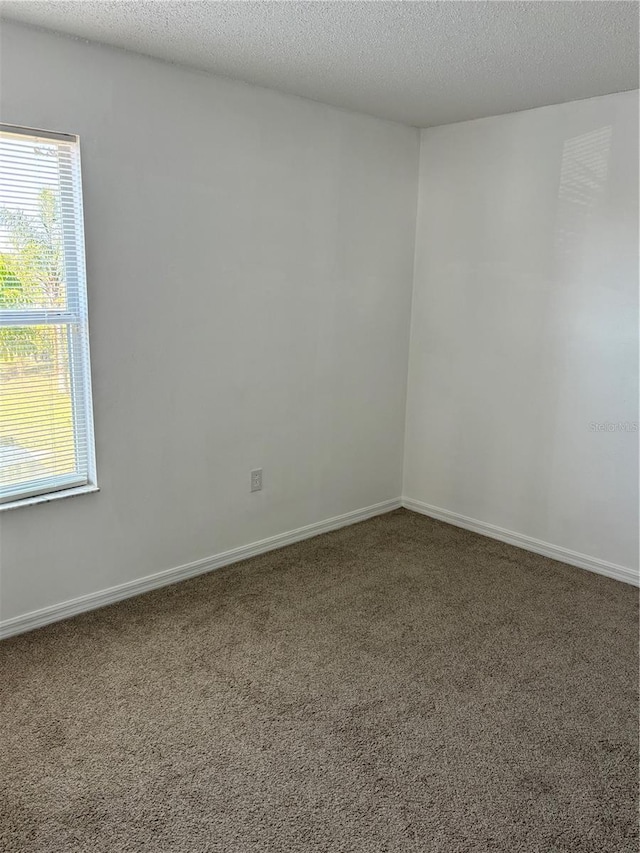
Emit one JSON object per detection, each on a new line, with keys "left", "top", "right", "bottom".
{"left": 444, "top": 124, "right": 616, "bottom": 540}
{"left": 555, "top": 126, "right": 612, "bottom": 262}
{"left": 539, "top": 125, "right": 615, "bottom": 538}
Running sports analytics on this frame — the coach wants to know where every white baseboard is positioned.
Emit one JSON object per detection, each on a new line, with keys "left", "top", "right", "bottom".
{"left": 0, "top": 498, "right": 401, "bottom": 640}
{"left": 402, "top": 497, "right": 639, "bottom": 587}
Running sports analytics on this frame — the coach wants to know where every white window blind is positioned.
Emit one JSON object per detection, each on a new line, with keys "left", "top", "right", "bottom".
{"left": 0, "top": 125, "right": 96, "bottom": 506}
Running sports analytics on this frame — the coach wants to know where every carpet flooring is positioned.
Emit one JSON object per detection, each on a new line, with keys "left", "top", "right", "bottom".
{"left": 1, "top": 509, "right": 638, "bottom": 852}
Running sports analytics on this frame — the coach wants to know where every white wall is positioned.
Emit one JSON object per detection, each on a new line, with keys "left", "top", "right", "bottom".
{"left": 0, "top": 22, "right": 419, "bottom": 622}
{"left": 1, "top": 24, "right": 636, "bottom": 629}
{"left": 404, "top": 91, "right": 639, "bottom": 574}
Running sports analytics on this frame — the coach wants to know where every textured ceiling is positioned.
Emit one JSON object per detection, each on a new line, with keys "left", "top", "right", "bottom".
{"left": 1, "top": 1, "right": 638, "bottom": 127}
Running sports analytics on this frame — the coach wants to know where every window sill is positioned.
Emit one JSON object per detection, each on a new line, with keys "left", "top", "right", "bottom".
{"left": 0, "top": 484, "right": 99, "bottom": 511}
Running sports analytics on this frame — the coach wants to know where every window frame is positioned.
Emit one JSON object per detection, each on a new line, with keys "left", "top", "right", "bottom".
{"left": 0, "top": 123, "right": 98, "bottom": 510}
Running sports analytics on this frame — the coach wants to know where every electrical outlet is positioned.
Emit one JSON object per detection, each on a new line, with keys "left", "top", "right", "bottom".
{"left": 250, "top": 468, "right": 263, "bottom": 492}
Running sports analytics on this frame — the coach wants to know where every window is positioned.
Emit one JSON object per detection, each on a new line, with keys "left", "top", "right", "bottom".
{"left": 0, "top": 125, "right": 96, "bottom": 507}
